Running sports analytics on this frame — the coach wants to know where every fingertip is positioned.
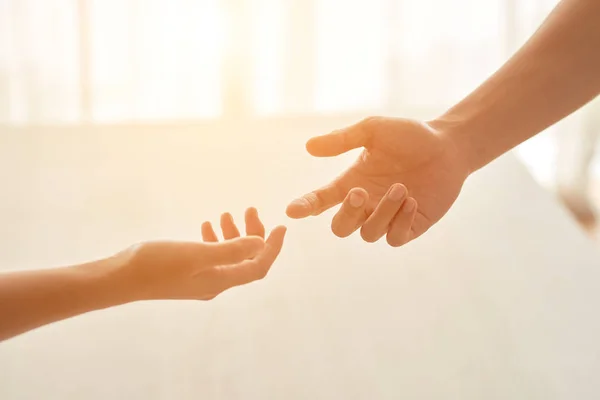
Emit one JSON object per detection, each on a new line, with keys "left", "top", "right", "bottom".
{"left": 221, "top": 212, "right": 233, "bottom": 222}
{"left": 306, "top": 134, "right": 336, "bottom": 157}
{"left": 385, "top": 197, "right": 418, "bottom": 248}
{"left": 402, "top": 197, "right": 417, "bottom": 214}
{"left": 347, "top": 187, "right": 368, "bottom": 208}
{"left": 349, "top": 187, "right": 368, "bottom": 196}
{"left": 201, "top": 221, "right": 218, "bottom": 242}
{"left": 286, "top": 200, "right": 310, "bottom": 219}
{"left": 245, "top": 208, "right": 265, "bottom": 238}
{"left": 265, "top": 226, "right": 287, "bottom": 254}
{"left": 305, "top": 136, "right": 320, "bottom": 155}
{"left": 386, "top": 235, "right": 404, "bottom": 248}
{"left": 331, "top": 223, "right": 351, "bottom": 238}
{"left": 244, "top": 208, "right": 254, "bottom": 224}
{"left": 388, "top": 183, "right": 407, "bottom": 202}
{"left": 269, "top": 225, "right": 288, "bottom": 240}
{"left": 360, "top": 229, "right": 379, "bottom": 244}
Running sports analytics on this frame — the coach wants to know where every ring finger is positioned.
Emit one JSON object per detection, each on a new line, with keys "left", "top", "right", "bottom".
{"left": 331, "top": 188, "right": 370, "bottom": 238}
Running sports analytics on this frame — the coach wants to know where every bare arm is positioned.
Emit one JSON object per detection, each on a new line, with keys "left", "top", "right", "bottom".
{"left": 432, "top": 0, "right": 600, "bottom": 173}
{"left": 0, "top": 259, "right": 130, "bottom": 341}
{"left": 286, "top": 0, "right": 600, "bottom": 247}
{"left": 0, "top": 209, "right": 286, "bottom": 342}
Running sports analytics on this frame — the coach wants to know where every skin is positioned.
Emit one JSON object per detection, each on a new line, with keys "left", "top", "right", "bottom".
{"left": 0, "top": 208, "right": 286, "bottom": 342}
{"left": 287, "top": 0, "right": 600, "bottom": 246}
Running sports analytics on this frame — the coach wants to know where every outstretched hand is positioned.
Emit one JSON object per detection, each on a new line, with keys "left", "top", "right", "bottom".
{"left": 286, "top": 117, "right": 470, "bottom": 246}
{"left": 116, "top": 208, "right": 286, "bottom": 301}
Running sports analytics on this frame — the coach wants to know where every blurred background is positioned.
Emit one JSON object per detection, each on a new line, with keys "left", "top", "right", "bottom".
{"left": 4, "top": 3, "right": 600, "bottom": 397}
{"left": 0, "top": 0, "right": 599, "bottom": 243}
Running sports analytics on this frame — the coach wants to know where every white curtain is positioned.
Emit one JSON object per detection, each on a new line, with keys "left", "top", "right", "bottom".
{"left": 0, "top": 0, "right": 560, "bottom": 125}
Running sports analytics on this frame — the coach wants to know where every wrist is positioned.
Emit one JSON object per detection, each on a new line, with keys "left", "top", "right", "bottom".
{"left": 76, "top": 254, "right": 140, "bottom": 308}
{"left": 428, "top": 113, "right": 480, "bottom": 175}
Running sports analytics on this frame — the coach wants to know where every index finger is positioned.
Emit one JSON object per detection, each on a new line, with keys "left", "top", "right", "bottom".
{"left": 286, "top": 184, "right": 344, "bottom": 219}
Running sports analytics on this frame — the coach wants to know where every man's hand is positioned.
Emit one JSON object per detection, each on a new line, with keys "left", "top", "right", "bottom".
{"left": 117, "top": 208, "right": 286, "bottom": 301}
{"left": 286, "top": 117, "right": 470, "bottom": 247}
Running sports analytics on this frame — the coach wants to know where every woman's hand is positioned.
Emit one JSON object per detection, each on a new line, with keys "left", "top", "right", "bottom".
{"left": 0, "top": 208, "right": 286, "bottom": 341}
{"left": 116, "top": 208, "right": 286, "bottom": 301}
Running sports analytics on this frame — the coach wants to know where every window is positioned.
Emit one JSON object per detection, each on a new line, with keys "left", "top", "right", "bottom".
{"left": 0, "top": 0, "right": 559, "bottom": 125}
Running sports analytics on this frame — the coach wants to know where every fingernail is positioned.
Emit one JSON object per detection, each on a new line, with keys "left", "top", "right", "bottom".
{"left": 403, "top": 198, "right": 416, "bottom": 213}
{"left": 291, "top": 198, "right": 309, "bottom": 208}
{"left": 388, "top": 185, "right": 406, "bottom": 201}
{"left": 349, "top": 192, "right": 364, "bottom": 208}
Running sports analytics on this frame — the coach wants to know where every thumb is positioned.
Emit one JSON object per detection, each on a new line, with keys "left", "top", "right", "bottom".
{"left": 306, "top": 119, "right": 372, "bottom": 157}
{"left": 204, "top": 236, "right": 265, "bottom": 266}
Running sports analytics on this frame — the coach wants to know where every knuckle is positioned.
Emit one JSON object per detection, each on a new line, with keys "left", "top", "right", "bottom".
{"left": 304, "top": 193, "right": 322, "bottom": 215}
{"left": 305, "top": 192, "right": 319, "bottom": 207}
{"left": 339, "top": 206, "right": 359, "bottom": 220}
{"left": 332, "top": 211, "right": 360, "bottom": 238}
{"left": 361, "top": 116, "right": 380, "bottom": 128}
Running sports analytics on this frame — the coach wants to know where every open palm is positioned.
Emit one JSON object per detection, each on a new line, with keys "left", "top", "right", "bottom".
{"left": 286, "top": 117, "right": 470, "bottom": 247}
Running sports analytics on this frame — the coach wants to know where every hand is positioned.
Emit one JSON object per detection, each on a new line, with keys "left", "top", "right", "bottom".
{"left": 115, "top": 208, "right": 286, "bottom": 301}
{"left": 286, "top": 117, "right": 470, "bottom": 247}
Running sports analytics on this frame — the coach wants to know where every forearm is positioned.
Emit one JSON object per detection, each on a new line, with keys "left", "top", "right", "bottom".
{"left": 431, "top": 0, "right": 600, "bottom": 173}
{"left": 0, "top": 256, "right": 133, "bottom": 342}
